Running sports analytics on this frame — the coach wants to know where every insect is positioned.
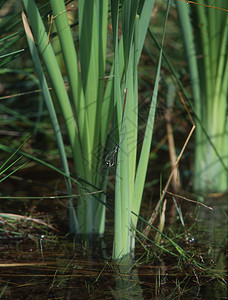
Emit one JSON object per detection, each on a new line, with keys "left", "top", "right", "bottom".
{"left": 105, "top": 143, "right": 119, "bottom": 167}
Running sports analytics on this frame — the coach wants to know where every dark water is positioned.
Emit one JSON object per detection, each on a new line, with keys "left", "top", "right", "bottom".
{"left": 0, "top": 179, "right": 227, "bottom": 300}
{"left": 0, "top": 238, "right": 226, "bottom": 299}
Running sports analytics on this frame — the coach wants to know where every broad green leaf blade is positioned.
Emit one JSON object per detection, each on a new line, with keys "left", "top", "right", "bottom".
{"left": 121, "top": 0, "right": 139, "bottom": 71}
{"left": 49, "top": 0, "right": 86, "bottom": 147}
{"left": 23, "top": 0, "right": 83, "bottom": 176}
{"left": 22, "top": 10, "right": 78, "bottom": 232}
{"left": 132, "top": 0, "right": 171, "bottom": 227}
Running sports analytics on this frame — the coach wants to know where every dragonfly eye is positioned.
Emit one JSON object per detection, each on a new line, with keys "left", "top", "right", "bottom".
{"left": 106, "top": 160, "right": 114, "bottom": 167}
{"left": 105, "top": 143, "right": 119, "bottom": 167}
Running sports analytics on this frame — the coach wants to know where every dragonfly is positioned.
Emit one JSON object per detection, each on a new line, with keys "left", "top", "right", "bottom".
{"left": 105, "top": 143, "right": 119, "bottom": 167}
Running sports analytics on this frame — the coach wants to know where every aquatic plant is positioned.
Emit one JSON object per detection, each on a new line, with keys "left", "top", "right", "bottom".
{"left": 22, "top": 0, "right": 173, "bottom": 258}
{"left": 175, "top": 0, "right": 228, "bottom": 193}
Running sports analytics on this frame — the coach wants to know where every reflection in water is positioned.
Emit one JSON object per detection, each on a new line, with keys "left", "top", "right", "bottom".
{"left": 114, "top": 257, "right": 144, "bottom": 300}
{"left": 197, "top": 196, "right": 227, "bottom": 271}
{"left": 0, "top": 193, "right": 227, "bottom": 299}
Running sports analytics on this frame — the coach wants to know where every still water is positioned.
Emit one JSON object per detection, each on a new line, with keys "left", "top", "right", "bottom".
{"left": 0, "top": 192, "right": 227, "bottom": 299}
